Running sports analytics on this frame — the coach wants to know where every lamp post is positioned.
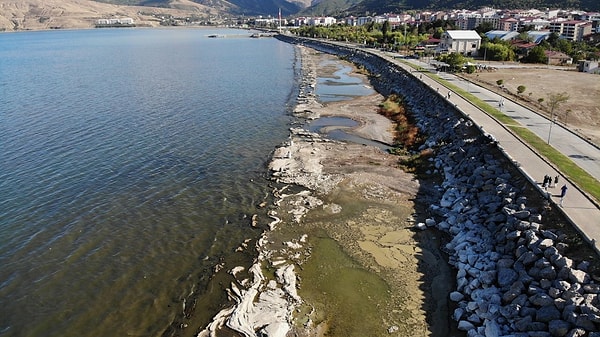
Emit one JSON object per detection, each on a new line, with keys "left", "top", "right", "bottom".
{"left": 484, "top": 47, "right": 487, "bottom": 63}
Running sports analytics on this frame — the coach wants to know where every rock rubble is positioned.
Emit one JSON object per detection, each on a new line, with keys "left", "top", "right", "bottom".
{"left": 277, "top": 35, "right": 600, "bottom": 337}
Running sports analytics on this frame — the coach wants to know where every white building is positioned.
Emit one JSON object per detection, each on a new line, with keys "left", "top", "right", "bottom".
{"left": 357, "top": 16, "right": 373, "bottom": 26}
{"left": 438, "top": 30, "right": 482, "bottom": 56}
{"left": 96, "top": 18, "right": 135, "bottom": 26}
{"left": 578, "top": 60, "right": 599, "bottom": 74}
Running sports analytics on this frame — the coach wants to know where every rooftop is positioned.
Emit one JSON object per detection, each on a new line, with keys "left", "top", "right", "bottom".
{"left": 446, "top": 30, "right": 481, "bottom": 40}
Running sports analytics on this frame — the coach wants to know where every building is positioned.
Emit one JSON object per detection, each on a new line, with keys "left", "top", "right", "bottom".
{"left": 578, "top": 12, "right": 600, "bottom": 33}
{"left": 519, "top": 18, "right": 551, "bottom": 30}
{"left": 456, "top": 15, "right": 500, "bottom": 30}
{"left": 549, "top": 20, "right": 593, "bottom": 41}
{"left": 356, "top": 16, "right": 373, "bottom": 26}
{"left": 527, "top": 31, "right": 552, "bottom": 44}
{"left": 438, "top": 30, "right": 482, "bottom": 56}
{"left": 95, "top": 18, "right": 135, "bottom": 27}
{"left": 308, "top": 17, "right": 336, "bottom": 26}
{"left": 578, "top": 60, "right": 599, "bottom": 74}
{"left": 500, "top": 17, "right": 519, "bottom": 31}
{"left": 485, "top": 30, "right": 519, "bottom": 41}
{"left": 545, "top": 50, "right": 573, "bottom": 65}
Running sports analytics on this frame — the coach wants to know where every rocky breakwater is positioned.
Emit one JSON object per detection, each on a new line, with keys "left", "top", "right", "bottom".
{"left": 423, "top": 129, "right": 600, "bottom": 337}
{"left": 277, "top": 36, "right": 600, "bottom": 337}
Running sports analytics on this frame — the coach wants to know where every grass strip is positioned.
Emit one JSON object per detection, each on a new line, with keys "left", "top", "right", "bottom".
{"left": 404, "top": 62, "right": 600, "bottom": 204}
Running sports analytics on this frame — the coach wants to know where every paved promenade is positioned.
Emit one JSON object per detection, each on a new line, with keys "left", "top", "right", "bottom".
{"left": 377, "top": 53, "right": 600, "bottom": 255}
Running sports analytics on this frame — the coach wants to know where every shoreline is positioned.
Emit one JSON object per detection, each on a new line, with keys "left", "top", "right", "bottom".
{"left": 198, "top": 45, "right": 455, "bottom": 337}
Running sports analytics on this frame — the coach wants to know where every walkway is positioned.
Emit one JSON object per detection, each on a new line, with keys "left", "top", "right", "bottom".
{"left": 377, "top": 52, "right": 600, "bottom": 254}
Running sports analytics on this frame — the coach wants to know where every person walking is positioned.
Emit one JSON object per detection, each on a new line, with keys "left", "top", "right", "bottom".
{"left": 559, "top": 184, "right": 568, "bottom": 207}
{"left": 542, "top": 175, "right": 550, "bottom": 190}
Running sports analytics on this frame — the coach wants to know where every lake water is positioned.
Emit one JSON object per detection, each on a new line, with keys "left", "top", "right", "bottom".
{"left": 0, "top": 28, "right": 298, "bottom": 337}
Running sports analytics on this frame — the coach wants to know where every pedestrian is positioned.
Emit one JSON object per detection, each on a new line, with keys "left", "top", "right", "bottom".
{"left": 559, "top": 184, "right": 568, "bottom": 206}
{"left": 554, "top": 175, "right": 559, "bottom": 187}
{"left": 542, "top": 175, "right": 549, "bottom": 189}
{"left": 447, "top": 92, "right": 451, "bottom": 99}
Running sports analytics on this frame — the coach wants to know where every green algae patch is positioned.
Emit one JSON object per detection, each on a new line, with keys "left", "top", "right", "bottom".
{"left": 296, "top": 234, "right": 397, "bottom": 336}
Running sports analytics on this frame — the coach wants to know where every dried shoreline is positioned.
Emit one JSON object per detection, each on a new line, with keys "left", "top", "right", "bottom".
{"left": 197, "top": 45, "right": 455, "bottom": 337}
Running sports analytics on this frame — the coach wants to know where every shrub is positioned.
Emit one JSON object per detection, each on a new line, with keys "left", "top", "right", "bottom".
{"left": 378, "top": 94, "right": 421, "bottom": 148}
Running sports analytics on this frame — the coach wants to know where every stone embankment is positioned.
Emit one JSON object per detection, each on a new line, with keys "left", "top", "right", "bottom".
{"left": 277, "top": 35, "right": 600, "bottom": 337}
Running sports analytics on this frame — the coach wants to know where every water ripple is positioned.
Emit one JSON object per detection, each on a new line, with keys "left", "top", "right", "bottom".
{"left": 0, "top": 28, "right": 296, "bottom": 337}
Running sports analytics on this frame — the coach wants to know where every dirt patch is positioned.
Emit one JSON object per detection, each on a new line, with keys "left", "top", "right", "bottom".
{"left": 463, "top": 65, "right": 600, "bottom": 145}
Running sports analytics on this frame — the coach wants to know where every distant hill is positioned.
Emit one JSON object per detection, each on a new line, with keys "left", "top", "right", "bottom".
{"left": 349, "top": 0, "right": 599, "bottom": 14}
{"left": 1, "top": 0, "right": 597, "bottom": 32}
{"left": 92, "top": 0, "right": 305, "bottom": 15}
{"left": 0, "top": 0, "right": 224, "bottom": 31}
{"left": 299, "top": 0, "right": 362, "bottom": 16}
{"left": 226, "top": 0, "right": 303, "bottom": 16}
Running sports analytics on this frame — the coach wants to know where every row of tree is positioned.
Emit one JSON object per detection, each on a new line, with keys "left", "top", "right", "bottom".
{"left": 292, "top": 20, "right": 453, "bottom": 49}
{"left": 291, "top": 21, "right": 600, "bottom": 65}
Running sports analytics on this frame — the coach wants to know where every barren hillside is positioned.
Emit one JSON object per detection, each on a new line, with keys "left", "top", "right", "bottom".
{"left": 0, "top": 0, "right": 225, "bottom": 31}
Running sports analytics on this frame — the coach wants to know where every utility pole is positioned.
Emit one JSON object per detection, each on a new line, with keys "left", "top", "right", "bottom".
{"left": 404, "top": 23, "right": 407, "bottom": 51}
{"left": 278, "top": 8, "right": 281, "bottom": 33}
{"left": 547, "top": 113, "right": 556, "bottom": 144}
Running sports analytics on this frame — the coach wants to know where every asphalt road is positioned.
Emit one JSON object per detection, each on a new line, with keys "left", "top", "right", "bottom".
{"left": 434, "top": 69, "right": 600, "bottom": 180}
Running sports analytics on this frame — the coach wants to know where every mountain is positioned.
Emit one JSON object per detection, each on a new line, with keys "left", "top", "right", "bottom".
{"left": 299, "top": 0, "right": 362, "bottom": 16}
{"left": 349, "top": 0, "right": 599, "bottom": 14}
{"left": 1, "top": 0, "right": 598, "bottom": 32}
{"left": 226, "top": 0, "right": 303, "bottom": 16}
{"left": 0, "top": 0, "right": 224, "bottom": 31}
{"left": 92, "top": 0, "right": 305, "bottom": 15}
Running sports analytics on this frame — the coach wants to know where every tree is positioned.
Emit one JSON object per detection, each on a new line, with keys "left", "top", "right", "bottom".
{"left": 545, "top": 92, "right": 570, "bottom": 144}
{"left": 546, "top": 92, "right": 570, "bottom": 116}
{"left": 382, "top": 20, "right": 390, "bottom": 44}
{"left": 475, "top": 22, "right": 495, "bottom": 34}
{"left": 482, "top": 42, "right": 515, "bottom": 61}
{"left": 517, "top": 85, "right": 526, "bottom": 95}
{"left": 496, "top": 79, "right": 504, "bottom": 86}
{"left": 437, "top": 52, "right": 468, "bottom": 72}
{"left": 523, "top": 46, "right": 547, "bottom": 64}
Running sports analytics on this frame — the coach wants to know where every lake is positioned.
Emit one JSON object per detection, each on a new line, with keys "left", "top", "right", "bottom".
{"left": 0, "top": 28, "right": 297, "bottom": 337}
